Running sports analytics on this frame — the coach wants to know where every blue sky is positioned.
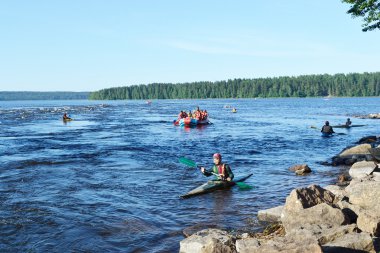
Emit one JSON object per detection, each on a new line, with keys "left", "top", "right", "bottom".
{"left": 0, "top": 0, "right": 379, "bottom": 92}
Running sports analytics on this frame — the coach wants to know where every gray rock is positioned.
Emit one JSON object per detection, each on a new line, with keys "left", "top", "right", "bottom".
{"left": 368, "top": 113, "right": 380, "bottom": 119}
{"left": 183, "top": 224, "right": 221, "bottom": 237}
{"left": 373, "top": 172, "right": 380, "bottom": 181}
{"left": 239, "top": 234, "right": 322, "bottom": 253}
{"left": 357, "top": 209, "right": 380, "bottom": 236}
{"left": 289, "top": 164, "right": 312, "bottom": 175}
{"left": 322, "top": 232, "right": 375, "bottom": 253}
{"left": 283, "top": 184, "right": 336, "bottom": 212}
{"left": 179, "top": 229, "right": 236, "bottom": 253}
{"left": 286, "top": 224, "right": 357, "bottom": 245}
{"left": 235, "top": 238, "right": 260, "bottom": 253}
{"left": 349, "top": 161, "right": 377, "bottom": 179}
{"left": 257, "top": 206, "right": 283, "bottom": 222}
{"left": 358, "top": 135, "right": 378, "bottom": 144}
{"left": 346, "top": 181, "right": 380, "bottom": 210}
{"left": 339, "top": 144, "right": 371, "bottom": 157}
{"left": 282, "top": 203, "right": 349, "bottom": 233}
{"left": 323, "top": 185, "right": 347, "bottom": 200}
{"left": 336, "top": 200, "right": 363, "bottom": 223}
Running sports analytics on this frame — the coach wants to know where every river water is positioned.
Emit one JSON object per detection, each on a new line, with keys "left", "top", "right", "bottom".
{"left": 1, "top": 98, "right": 379, "bottom": 252}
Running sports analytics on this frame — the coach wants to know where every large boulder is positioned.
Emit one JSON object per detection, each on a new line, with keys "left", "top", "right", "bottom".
{"left": 332, "top": 144, "right": 374, "bottom": 165}
{"left": 322, "top": 232, "right": 375, "bottom": 253}
{"left": 348, "top": 161, "right": 377, "bottom": 179}
{"left": 336, "top": 200, "right": 363, "bottom": 224}
{"left": 281, "top": 185, "right": 348, "bottom": 232}
{"left": 283, "top": 184, "right": 336, "bottom": 212}
{"left": 345, "top": 181, "right": 380, "bottom": 210}
{"left": 339, "top": 144, "right": 371, "bottom": 157}
{"left": 281, "top": 203, "right": 348, "bottom": 233}
{"left": 257, "top": 206, "right": 283, "bottom": 222}
{"left": 285, "top": 224, "right": 357, "bottom": 245}
{"left": 179, "top": 229, "right": 236, "bottom": 253}
{"left": 323, "top": 185, "right": 347, "bottom": 200}
{"left": 236, "top": 234, "right": 322, "bottom": 253}
{"left": 356, "top": 209, "right": 380, "bottom": 236}
{"left": 358, "top": 136, "right": 378, "bottom": 144}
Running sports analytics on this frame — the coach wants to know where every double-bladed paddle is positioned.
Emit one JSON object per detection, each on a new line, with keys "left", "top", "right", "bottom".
{"left": 178, "top": 157, "right": 252, "bottom": 190}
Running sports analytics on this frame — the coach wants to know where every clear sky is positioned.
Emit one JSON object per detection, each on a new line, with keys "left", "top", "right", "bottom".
{"left": 1, "top": 0, "right": 379, "bottom": 92}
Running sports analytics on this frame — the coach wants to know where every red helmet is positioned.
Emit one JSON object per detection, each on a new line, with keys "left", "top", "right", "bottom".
{"left": 213, "top": 153, "right": 222, "bottom": 159}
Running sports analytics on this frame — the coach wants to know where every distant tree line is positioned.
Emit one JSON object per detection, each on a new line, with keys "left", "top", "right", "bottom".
{"left": 89, "top": 72, "right": 380, "bottom": 100}
{"left": 0, "top": 91, "right": 90, "bottom": 101}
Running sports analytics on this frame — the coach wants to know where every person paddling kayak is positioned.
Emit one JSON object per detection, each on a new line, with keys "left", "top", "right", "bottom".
{"left": 63, "top": 113, "right": 72, "bottom": 121}
{"left": 321, "top": 121, "right": 335, "bottom": 135}
{"left": 200, "top": 153, "right": 234, "bottom": 181}
{"left": 345, "top": 118, "right": 352, "bottom": 127}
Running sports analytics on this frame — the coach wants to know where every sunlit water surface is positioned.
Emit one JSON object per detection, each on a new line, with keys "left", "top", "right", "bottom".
{"left": 1, "top": 98, "right": 379, "bottom": 252}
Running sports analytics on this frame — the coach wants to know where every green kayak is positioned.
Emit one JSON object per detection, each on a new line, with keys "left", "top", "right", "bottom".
{"left": 331, "top": 124, "right": 366, "bottom": 128}
{"left": 180, "top": 173, "right": 253, "bottom": 199}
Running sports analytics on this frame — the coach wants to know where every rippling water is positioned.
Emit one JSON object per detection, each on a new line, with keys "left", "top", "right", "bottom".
{"left": 1, "top": 98, "right": 379, "bottom": 252}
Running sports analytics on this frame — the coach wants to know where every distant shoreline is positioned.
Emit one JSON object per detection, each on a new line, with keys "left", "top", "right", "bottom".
{"left": 0, "top": 91, "right": 90, "bottom": 101}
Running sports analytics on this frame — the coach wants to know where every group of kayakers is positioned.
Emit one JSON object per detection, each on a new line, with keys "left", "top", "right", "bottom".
{"left": 321, "top": 118, "right": 352, "bottom": 135}
{"left": 200, "top": 117, "right": 354, "bottom": 182}
{"left": 177, "top": 107, "right": 208, "bottom": 121}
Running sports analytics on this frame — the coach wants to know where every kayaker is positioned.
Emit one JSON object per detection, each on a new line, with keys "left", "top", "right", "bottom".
{"left": 321, "top": 121, "right": 335, "bottom": 134}
{"left": 178, "top": 111, "right": 187, "bottom": 119}
{"left": 194, "top": 107, "right": 202, "bottom": 120}
{"left": 63, "top": 113, "right": 71, "bottom": 120}
{"left": 200, "top": 153, "right": 234, "bottom": 181}
{"left": 345, "top": 118, "right": 352, "bottom": 126}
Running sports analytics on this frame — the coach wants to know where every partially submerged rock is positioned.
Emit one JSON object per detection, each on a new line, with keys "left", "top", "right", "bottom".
{"left": 332, "top": 144, "right": 375, "bottom": 166}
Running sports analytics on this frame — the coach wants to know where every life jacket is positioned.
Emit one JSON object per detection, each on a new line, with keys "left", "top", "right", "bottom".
{"left": 322, "top": 125, "right": 333, "bottom": 133}
{"left": 216, "top": 164, "right": 227, "bottom": 179}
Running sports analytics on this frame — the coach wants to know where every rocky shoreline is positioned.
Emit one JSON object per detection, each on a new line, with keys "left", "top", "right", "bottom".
{"left": 179, "top": 135, "right": 380, "bottom": 253}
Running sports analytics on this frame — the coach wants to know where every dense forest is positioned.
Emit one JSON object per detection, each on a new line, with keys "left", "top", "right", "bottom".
{"left": 89, "top": 72, "right": 380, "bottom": 100}
{"left": 0, "top": 92, "right": 89, "bottom": 101}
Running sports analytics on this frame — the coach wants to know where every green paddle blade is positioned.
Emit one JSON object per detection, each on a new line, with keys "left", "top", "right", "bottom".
{"left": 235, "top": 182, "right": 253, "bottom": 190}
{"left": 179, "top": 157, "right": 197, "bottom": 168}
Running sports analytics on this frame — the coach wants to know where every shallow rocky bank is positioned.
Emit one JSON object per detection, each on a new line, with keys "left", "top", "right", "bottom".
{"left": 179, "top": 136, "right": 380, "bottom": 253}
{"left": 354, "top": 113, "right": 380, "bottom": 119}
